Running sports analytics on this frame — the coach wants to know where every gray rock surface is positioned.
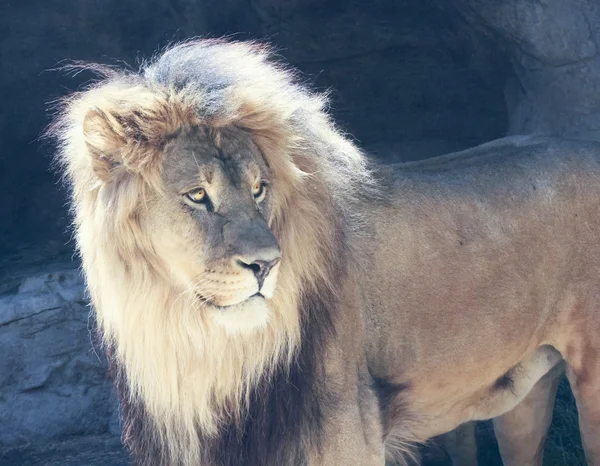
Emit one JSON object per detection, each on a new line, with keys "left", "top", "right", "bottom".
{"left": 0, "top": 434, "right": 127, "bottom": 466}
{"left": 454, "top": 0, "right": 600, "bottom": 140}
{"left": 0, "top": 269, "right": 116, "bottom": 447}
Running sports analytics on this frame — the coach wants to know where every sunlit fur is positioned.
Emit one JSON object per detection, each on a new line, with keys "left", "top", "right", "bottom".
{"left": 49, "top": 39, "right": 376, "bottom": 464}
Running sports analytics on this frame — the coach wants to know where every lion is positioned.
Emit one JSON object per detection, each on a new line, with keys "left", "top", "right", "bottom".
{"left": 49, "top": 39, "right": 600, "bottom": 466}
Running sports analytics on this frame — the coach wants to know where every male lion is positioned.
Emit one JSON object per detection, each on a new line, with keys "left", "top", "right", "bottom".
{"left": 50, "top": 39, "right": 600, "bottom": 465}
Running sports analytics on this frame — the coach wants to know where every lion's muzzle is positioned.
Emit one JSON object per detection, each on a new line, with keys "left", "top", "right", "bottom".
{"left": 222, "top": 209, "right": 281, "bottom": 299}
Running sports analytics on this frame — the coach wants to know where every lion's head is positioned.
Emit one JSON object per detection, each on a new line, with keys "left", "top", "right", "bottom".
{"left": 87, "top": 114, "right": 285, "bottom": 332}
{"left": 150, "top": 125, "right": 283, "bottom": 327}
{"left": 49, "top": 39, "right": 374, "bottom": 463}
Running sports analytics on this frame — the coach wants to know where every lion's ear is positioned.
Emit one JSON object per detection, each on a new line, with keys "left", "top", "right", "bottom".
{"left": 82, "top": 108, "right": 130, "bottom": 182}
{"left": 82, "top": 106, "right": 165, "bottom": 183}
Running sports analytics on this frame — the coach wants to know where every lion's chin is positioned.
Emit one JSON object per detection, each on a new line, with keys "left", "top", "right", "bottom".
{"left": 208, "top": 295, "right": 271, "bottom": 335}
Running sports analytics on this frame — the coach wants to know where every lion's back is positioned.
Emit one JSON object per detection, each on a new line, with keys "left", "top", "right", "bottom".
{"left": 383, "top": 135, "right": 600, "bottom": 208}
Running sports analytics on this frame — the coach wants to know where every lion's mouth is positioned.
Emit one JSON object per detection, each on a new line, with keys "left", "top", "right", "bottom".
{"left": 196, "top": 292, "right": 265, "bottom": 310}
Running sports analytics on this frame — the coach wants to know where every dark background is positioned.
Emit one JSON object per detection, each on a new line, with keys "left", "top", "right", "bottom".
{"left": 3, "top": 0, "right": 599, "bottom": 464}
{"left": 0, "top": 0, "right": 509, "bottom": 272}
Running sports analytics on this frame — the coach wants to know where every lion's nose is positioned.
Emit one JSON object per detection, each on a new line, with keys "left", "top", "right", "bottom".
{"left": 236, "top": 256, "right": 281, "bottom": 289}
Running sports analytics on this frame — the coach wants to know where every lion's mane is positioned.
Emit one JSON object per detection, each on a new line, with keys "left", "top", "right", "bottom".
{"left": 49, "top": 39, "right": 378, "bottom": 465}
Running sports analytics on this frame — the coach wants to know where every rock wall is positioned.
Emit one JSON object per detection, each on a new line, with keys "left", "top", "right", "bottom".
{"left": 453, "top": 0, "right": 600, "bottom": 139}
{"left": 0, "top": 269, "right": 119, "bottom": 446}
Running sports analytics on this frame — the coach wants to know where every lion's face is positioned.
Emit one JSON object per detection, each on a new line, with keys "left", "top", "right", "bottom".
{"left": 146, "top": 126, "right": 281, "bottom": 332}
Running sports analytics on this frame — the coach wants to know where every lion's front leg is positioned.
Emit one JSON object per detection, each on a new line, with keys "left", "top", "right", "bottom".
{"left": 307, "top": 390, "right": 387, "bottom": 466}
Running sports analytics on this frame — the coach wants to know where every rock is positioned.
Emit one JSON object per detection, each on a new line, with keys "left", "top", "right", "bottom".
{"left": 0, "top": 434, "right": 127, "bottom": 466}
{"left": 453, "top": 0, "right": 600, "bottom": 140}
{"left": 0, "top": 269, "right": 114, "bottom": 447}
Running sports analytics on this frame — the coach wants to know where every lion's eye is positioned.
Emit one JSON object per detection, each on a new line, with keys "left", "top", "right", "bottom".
{"left": 186, "top": 188, "right": 207, "bottom": 203}
{"left": 253, "top": 181, "right": 267, "bottom": 200}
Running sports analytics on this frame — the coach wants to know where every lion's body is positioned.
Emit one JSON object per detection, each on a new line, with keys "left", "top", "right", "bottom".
{"left": 364, "top": 138, "right": 600, "bottom": 453}
{"left": 50, "top": 40, "right": 600, "bottom": 465}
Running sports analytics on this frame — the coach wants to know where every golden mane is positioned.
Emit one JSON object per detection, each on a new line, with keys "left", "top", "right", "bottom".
{"left": 49, "top": 39, "right": 376, "bottom": 465}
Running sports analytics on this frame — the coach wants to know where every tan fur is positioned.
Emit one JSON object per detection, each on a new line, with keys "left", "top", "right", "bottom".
{"left": 50, "top": 40, "right": 600, "bottom": 465}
